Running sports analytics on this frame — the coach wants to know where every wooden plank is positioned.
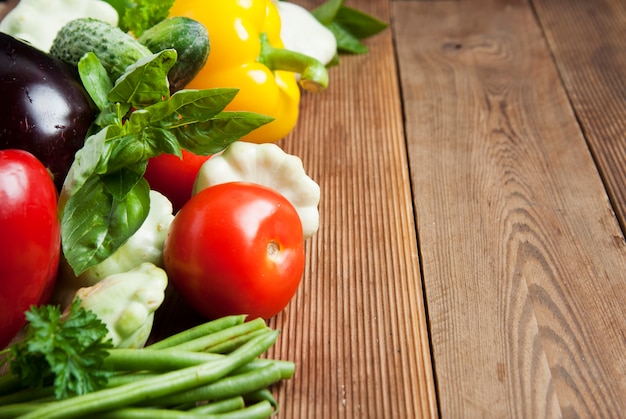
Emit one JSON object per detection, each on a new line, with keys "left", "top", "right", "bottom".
{"left": 530, "top": 0, "right": 626, "bottom": 230}
{"left": 267, "top": 1, "right": 438, "bottom": 416}
{"left": 393, "top": 0, "right": 626, "bottom": 417}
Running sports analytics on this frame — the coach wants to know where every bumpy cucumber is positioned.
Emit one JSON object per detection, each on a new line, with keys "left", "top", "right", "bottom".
{"left": 139, "top": 16, "right": 210, "bottom": 93}
{"left": 51, "top": 17, "right": 210, "bottom": 92}
{"left": 50, "top": 18, "right": 152, "bottom": 82}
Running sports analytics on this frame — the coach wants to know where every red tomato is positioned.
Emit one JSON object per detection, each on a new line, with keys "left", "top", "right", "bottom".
{"left": 144, "top": 150, "right": 211, "bottom": 212}
{"left": 0, "top": 150, "right": 60, "bottom": 348}
{"left": 163, "top": 182, "right": 305, "bottom": 320}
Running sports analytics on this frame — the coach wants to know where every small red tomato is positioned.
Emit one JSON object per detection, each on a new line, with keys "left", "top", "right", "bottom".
{"left": 163, "top": 182, "right": 305, "bottom": 320}
{"left": 144, "top": 150, "right": 211, "bottom": 212}
{"left": 0, "top": 150, "right": 60, "bottom": 348}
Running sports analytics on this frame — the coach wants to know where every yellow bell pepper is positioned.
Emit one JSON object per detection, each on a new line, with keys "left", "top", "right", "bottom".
{"left": 169, "top": 0, "right": 328, "bottom": 143}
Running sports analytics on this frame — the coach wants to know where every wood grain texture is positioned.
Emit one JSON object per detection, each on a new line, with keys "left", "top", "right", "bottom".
{"left": 268, "top": 1, "right": 438, "bottom": 417}
{"left": 393, "top": 0, "right": 626, "bottom": 417}
{"left": 530, "top": 0, "right": 626, "bottom": 232}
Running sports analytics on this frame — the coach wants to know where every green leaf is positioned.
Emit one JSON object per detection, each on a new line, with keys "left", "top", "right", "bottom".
{"left": 108, "top": 49, "right": 177, "bottom": 106}
{"left": 103, "top": 133, "right": 151, "bottom": 173}
{"left": 334, "top": 6, "right": 389, "bottom": 39}
{"left": 172, "top": 112, "right": 275, "bottom": 155}
{"left": 141, "top": 126, "right": 182, "bottom": 156}
{"left": 100, "top": 166, "right": 147, "bottom": 200}
{"left": 78, "top": 52, "right": 113, "bottom": 111}
{"left": 9, "top": 300, "right": 113, "bottom": 399}
{"left": 62, "top": 127, "right": 114, "bottom": 195}
{"left": 118, "top": 0, "right": 176, "bottom": 37}
{"left": 123, "top": 108, "right": 152, "bottom": 134}
{"left": 328, "top": 22, "right": 369, "bottom": 54}
{"left": 95, "top": 102, "right": 132, "bottom": 129}
{"left": 103, "top": 127, "right": 178, "bottom": 173}
{"left": 312, "top": 0, "right": 388, "bottom": 55}
{"left": 62, "top": 176, "right": 150, "bottom": 275}
{"left": 312, "top": 0, "right": 344, "bottom": 25}
{"left": 145, "top": 88, "right": 240, "bottom": 125}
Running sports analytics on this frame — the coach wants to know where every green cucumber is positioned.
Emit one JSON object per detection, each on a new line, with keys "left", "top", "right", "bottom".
{"left": 50, "top": 17, "right": 210, "bottom": 92}
{"left": 50, "top": 18, "right": 152, "bottom": 82}
{"left": 139, "top": 16, "right": 210, "bottom": 93}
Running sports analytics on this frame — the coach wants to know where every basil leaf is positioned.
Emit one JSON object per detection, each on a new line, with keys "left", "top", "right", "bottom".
{"left": 312, "top": 0, "right": 343, "bottom": 25}
{"left": 105, "top": 127, "right": 179, "bottom": 171}
{"left": 101, "top": 166, "right": 147, "bottom": 200}
{"left": 120, "top": 90, "right": 240, "bottom": 140}
{"left": 141, "top": 126, "right": 181, "bottom": 156}
{"left": 123, "top": 108, "right": 152, "bottom": 133}
{"left": 173, "top": 111, "right": 275, "bottom": 155}
{"left": 95, "top": 103, "right": 132, "bottom": 129}
{"left": 108, "top": 50, "right": 177, "bottom": 106}
{"left": 78, "top": 53, "right": 113, "bottom": 111}
{"left": 334, "top": 6, "right": 389, "bottom": 39}
{"left": 328, "top": 22, "right": 369, "bottom": 54}
{"left": 62, "top": 126, "right": 117, "bottom": 195}
{"left": 146, "top": 88, "right": 240, "bottom": 124}
{"left": 104, "top": 133, "right": 151, "bottom": 172}
{"left": 62, "top": 176, "right": 150, "bottom": 275}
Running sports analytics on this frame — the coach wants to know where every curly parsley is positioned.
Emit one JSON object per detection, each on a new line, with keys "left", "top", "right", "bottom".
{"left": 6, "top": 299, "right": 113, "bottom": 399}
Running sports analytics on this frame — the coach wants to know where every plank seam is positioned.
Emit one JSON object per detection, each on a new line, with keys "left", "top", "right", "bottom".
{"left": 390, "top": 7, "right": 442, "bottom": 417}
{"left": 527, "top": 0, "right": 626, "bottom": 239}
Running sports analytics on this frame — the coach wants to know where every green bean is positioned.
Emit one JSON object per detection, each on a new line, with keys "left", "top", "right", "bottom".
{"left": 0, "top": 372, "right": 162, "bottom": 407}
{"left": 0, "top": 315, "right": 290, "bottom": 418}
{"left": 94, "top": 407, "right": 208, "bottom": 418}
{"left": 0, "top": 402, "right": 34, "bottom": 418}
{"left": 19, "top": 330, "right": 278, "bottom": 419}
{"left": 146, "top": 315, "right": 247, "bottom": 350}
{"left": 187, "top": 396, "right": 245, "bottom": 414}
{"left": 1, "top": 400, "right": 274, "bottom": 419}
{"left": 166, "top": 318, "right": 269, "bottom": 352}
{"left": 103, "top": 349, "right": 223, "bottom": 371}
{"left": 106, "top": 372, "right": 159, "bottom": 387}
{"left": 0, "top": 386, "right": 53, "bottom": 405}
{"left": 207, "top": 400, "right": 273, "bottom": 419}
{"left": 243, "top": 389, "right": 278, "bottom": 412}
{"left": 149, "top": 364, "right": 282, "bottom": 407}
{"left": 205, "top": 328, "right": 271, "bottom": 354}
{"left": 0, "top": 366, "right": 260, "bottom": 412}
{"left": 95, "top": 402, "right": 274, "bottom": 419}
{"left": 0, "top": 374, "right": 22, "bottom": 396}
{"left": 232, "top": 358, "right": 295, "bottom": 380}
{"left": 0, "top": 358, "right": 291, "bottom": 415}
{"left": 104, "top": 348, "right": 294, "bottom": 380}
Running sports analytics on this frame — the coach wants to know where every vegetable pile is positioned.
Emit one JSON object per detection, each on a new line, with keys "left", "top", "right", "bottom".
{"left": 0, "top": 303, "right": 293, "bottom": 418}
{"left": 0, "top": 0, "right": 387, "bottom": 416}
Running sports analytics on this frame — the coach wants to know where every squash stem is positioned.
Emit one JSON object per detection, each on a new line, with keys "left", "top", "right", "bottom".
{"left": 257, "top": 33, "right": 328, "bottom": 93}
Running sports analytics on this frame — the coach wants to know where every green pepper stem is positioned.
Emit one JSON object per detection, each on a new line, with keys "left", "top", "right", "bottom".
{"left": 258, "top": 33, "right": 329, "bottom": 93}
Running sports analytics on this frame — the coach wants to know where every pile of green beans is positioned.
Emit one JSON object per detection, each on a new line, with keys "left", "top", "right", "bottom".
{"left": 0, "top": 316, "right": 294, "bottom": 419}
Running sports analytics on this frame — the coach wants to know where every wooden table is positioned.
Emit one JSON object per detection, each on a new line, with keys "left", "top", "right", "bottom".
{"left": 2, "top": 0, "right": 625, "bottom": 417}
{"left": 259, "top": 0, "right": 625, "bottom": 417}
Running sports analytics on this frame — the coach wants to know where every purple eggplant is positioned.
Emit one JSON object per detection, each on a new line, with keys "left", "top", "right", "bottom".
{"left": 0, "top": 33, "right": 97, "bottom": 190}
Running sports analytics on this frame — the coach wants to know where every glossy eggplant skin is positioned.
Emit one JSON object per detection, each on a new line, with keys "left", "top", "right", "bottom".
{"left": 0, "top": 33, "right": 97, "bottom": 190}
